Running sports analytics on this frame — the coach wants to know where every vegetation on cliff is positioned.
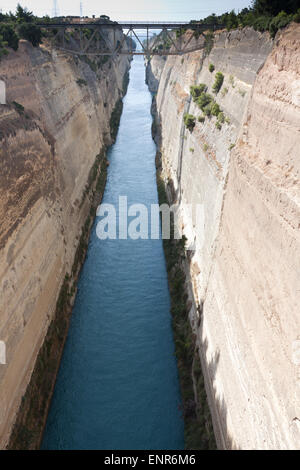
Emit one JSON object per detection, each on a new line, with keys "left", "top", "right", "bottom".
{"left": 0, "top": 3, "right": 121, "bottom": 58}
{"left": 0, "top": 5, "right": 43, "bottom": 53}
{"left": 189, "top": 76, "right": 230, "bottom": 130}
{"left": 156, "top": 173, "right": 216, "bottom": 450}
{"left": 8, "top": 152, "right": 109, "bottom": 450}
{"left": 183, "top": 113, "right": 196, "bottom": 132}
{"left": 191, "top": 0, "right": 300, "bottom": 38}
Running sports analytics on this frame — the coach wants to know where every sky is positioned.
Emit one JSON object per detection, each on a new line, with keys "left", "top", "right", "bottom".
{"left": 1, "top": 0, "right": 252, "bottom": 21}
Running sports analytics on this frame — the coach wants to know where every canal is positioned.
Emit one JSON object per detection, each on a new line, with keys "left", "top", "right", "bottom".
{"left": 41, "top": 56, "right": 184, "bottom": 450}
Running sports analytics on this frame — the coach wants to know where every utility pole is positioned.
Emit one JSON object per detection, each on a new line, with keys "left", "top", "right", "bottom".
{"left": 52, "top": 0, "right": 59, "bottom": 18}
{"left": 80, "top": 1, "right": 83, "bottom": 20}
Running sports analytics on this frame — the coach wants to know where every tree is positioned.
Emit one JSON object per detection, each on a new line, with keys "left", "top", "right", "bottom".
{"left": 15, "top": 4, "right": 34, "bottom": 23}
{"left": 0, "top": 24, "right": 19, "bottom": 50}
{"left": 17, "top": 23, "right": 42, "bottom": 46}
{"left": 252, "top": 0, "right": 299, "bottom": 16}
{"left": 226, "top": 10, "right": 239, "bottom": 30}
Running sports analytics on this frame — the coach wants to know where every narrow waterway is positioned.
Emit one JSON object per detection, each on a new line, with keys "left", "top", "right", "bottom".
{"left": 41, "top": 56, "right": 184, "bottom": 450}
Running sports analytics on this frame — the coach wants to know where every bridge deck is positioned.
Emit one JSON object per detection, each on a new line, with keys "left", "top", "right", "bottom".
{"left": 37, "top": 22, "right": 219, "bottom": 30}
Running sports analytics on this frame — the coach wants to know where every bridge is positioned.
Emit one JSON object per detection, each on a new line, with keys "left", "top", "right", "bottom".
{"left": 37, "top": 21, "right": 224, "bottom": 57}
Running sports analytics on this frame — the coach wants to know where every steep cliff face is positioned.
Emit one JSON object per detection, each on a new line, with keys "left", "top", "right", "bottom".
{"left": 0, "top": 37, "right": 130, "bottom": 448}
{"left": 149, "top": 24, "right": 300, "bottom": 449}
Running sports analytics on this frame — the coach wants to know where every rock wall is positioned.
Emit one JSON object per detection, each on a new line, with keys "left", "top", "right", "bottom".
{"left": 0, "top": 36, "right": 130, "bottom": 448}
{"left": 148, "top": 24, "right": 300, "bottom": 449}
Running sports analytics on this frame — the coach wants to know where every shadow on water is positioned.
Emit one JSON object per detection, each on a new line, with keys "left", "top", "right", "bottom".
{"left": 41, "top": 56, "right": 184, "bottom": 450}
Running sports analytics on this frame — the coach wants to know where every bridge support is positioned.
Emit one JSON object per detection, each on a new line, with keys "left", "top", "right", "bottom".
{"left": 37, "top": 22, "right": 223, "bottom": 57}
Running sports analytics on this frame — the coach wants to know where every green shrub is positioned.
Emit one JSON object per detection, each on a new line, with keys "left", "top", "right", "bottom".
{"left": 183, "top": 113, "right": 196, "bottom": 132}
{"left": 0, "top": 24, "right": 19, "bottom": 50}
{"left": 221, "top": 87, "right": 228, "bottom": 97}
{"left": 269, "top": 11, "right": 293, "bottom": 38}
{"left": 76, "top": 78, "right": 88, "bottom": 87}
{"left": 0, "top": 42, "right": 8, "bottom": 59}
{"left": 12, "top": 101, "right": 24, "bottom": 113}
{"left": 186, "top": 2, "right": 297, "bottom": 41}
{"left": 226, "top": 10, "right": 239, "bottom": 30}
{"left": 110, "top": 99, "right": 123, "bottom": 142}
{"left": 198, "top": 115, "right": 205, "bottom": 123}
{"left": 211, "top": 102, "right": 221, "bottom": 117}
{"left": 208, "top": 63, "right": 215, "bottom": 73}
{"left": 190, "top": 84, "right": 207, "bottom": 101}
{"left": 253, "top": 15, "right": 271, "bottom": 32}
{"left": 217, "top": 112, "right": 225, "bottom": 123}
{"left": 17, "top": 23, "right": 42, "bottom": 47}
{"left": 212, "top": 72, "right": 224, "bottom": 94}
{"left": 215, "top": 121, "right": 222, "bottom": 130}
{"left": 252, "top": 0, "right": 296, "bottom": 16}
{"left": 294, "top": 8, "right": 300, "bottom": 22}
{"left": 196, "top": 92, "right": 213, "bottom": 111}
{"left": 203, "top": 103, "right": 213, "bottom": 117}
{"left": 15, "top": 4, "right": 34, "bottom": 23}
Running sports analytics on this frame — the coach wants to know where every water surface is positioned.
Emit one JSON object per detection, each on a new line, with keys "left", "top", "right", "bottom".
{"left": 42, "top": 56, "right": 184, "bottom": 450}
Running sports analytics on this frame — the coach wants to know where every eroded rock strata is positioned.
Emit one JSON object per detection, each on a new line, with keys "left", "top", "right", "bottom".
{"left": 148, "top": 24, "right": 300, "bottom": 449}
{"left": 0, "top": 35, "right": 131, "bottom": 448}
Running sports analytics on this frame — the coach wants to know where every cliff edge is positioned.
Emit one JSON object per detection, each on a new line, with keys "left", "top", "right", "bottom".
{"left": 0, "top": 35, "right": 130, "bottom": 448}
{"left": 148, "top": 24, "right": 300, "bottom": 449}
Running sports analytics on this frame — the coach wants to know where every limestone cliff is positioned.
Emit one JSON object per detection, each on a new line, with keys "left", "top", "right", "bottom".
{"left": 148, "top": 24, "right": 300, "bottom": 449}
{"left": 0, "top": 35, "right": 130, "bottom": 448}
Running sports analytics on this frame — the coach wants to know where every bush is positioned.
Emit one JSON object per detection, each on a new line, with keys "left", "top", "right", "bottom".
{"left": 76, "top": 78, "right": 88, "bottom": 87}
{"left": 183, "top": 113, "right": 196, "bottom": 132}
{"left": 189, "top": 1, "right": 298, "bottom": 39}
{"left": 15, "top": 4, "right": 34, "bottom": 23}
{"left": 0, "top": 24, "right": 19, "bottom": 50}
{"left": 252, "top": 0, "right": 298, "bottom": 16}
{"left": 208, "top": 63, "right": 215, "bottom": 73}
{"left": 215, "top": 121, "right": 222, "bottom": 130}
{"left": 211, "top": 102, "right": 221, "bottom": 117}
{"left": 294, "top": 8, "right": 300, "bottom": 22}
{"left": 203, "top": 103, "right": 213, "bottom": 117}
{"left": 269, "top": 11, "right": 293, "bottom": 38}
{"left": 253, "top": 15, "right": 271, "bottom": 32}
{"left": 212, "top": 72, "right": 224, "bottom": 94}
{"left": 17, "top": 23, "right": 42, "bottom": 47}
{"left": 12, "top": 101, "right": 25, "bottom": 113}
{"left": 226, "top": 10, "right": 239, "bottom": 30}
{"left": 198, "top": 115, "right": 205, "bottom": 123}
{"left": 190, "top": 84, "right": 207, "bottom": 101}
{"left": 196, "top": 92, "right": 213, "bottom": 111}
{"left": 221, "top": 87, "right": 229, "bottom": 96}
{"left": 0, "top": 42, "right": 8, "bottom": 59}
{"left": 217, "top": 112, "right": 225, "bottom": 123}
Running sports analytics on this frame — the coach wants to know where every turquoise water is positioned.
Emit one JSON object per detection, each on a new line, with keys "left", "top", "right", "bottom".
{"left": 41, "top": 56, "right": 184, "bottom": 450}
